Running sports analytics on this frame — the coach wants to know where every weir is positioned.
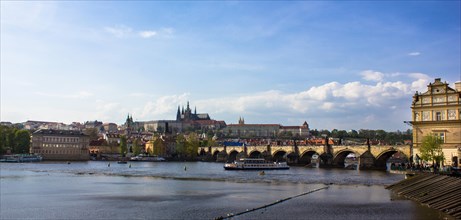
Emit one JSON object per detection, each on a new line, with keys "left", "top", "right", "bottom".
{"left": 386, "top": 173, "right": 461, "bottom": 219}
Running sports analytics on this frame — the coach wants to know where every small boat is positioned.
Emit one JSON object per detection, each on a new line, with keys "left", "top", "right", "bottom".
{"left": 129, "top": 155, "right": 166, "bottom": 162}
{"left": 117, "top": 161, "right": 128, "bottom": 164}
{"left": 0, "top": 154, "right": 43, "bottom": 163}
{"left": 224, "top": 158, "right": 289, "bottom": 170}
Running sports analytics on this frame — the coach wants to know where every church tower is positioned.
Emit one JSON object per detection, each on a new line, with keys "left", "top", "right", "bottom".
{"left": 176, "top": 106, "right": 181, "bottom": 121}
{"left": 238, "top": 117, "right": 245, "bottom": 125}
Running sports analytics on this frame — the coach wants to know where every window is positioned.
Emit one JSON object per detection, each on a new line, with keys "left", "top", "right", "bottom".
{"left": 435, "top": 112, "right": 442, "bottom": 121}
{"left": 434, "top": 132, "right": 445, "bottom": 143}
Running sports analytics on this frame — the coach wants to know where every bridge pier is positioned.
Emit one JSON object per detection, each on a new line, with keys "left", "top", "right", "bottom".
{"left": 358, "top": 151, "right": 376, "bottom": 169}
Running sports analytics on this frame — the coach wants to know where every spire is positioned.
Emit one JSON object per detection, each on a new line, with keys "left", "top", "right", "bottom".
{"left": 194, "top": 106, "right": 197, "bottom": 115}
{"left": 187, "top": 101, "right": 190, "bottom": 111}
{"left": 177, "top": 106, "right": 181, "bottom": 121}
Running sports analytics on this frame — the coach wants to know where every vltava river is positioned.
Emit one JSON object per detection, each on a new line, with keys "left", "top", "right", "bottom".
{"left": 0, "top": 161, "right": 452, "bottom": 219}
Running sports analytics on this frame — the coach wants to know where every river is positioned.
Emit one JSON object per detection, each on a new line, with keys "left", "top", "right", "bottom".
{"left": 0, "top": 161, "right": 453, "bottom": 219}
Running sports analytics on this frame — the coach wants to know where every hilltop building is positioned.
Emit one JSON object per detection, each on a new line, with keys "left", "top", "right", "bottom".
{"left": 223, "top": 118, "right": 310, "bottom": 138}
{"left": 410, "top": 78, "right": 461, "bottom": 167}
{"left": 142, "top": 101, "right": 226, "bottom": 133}
{"left": 102, "top": 123, "right": 118, "bottom": 133}
{"left": 30, "top": 129, "right": 89, "bottom": 160}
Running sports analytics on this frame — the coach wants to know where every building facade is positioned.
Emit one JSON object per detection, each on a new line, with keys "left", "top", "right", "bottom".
{"left": 411, "top": 78, "right": 461, "bottom": 167}
{"left": 30, "top": 129, "right": 90, "bottom": 160}
{"left": 223, "top": 118, "right": 310, "bottom": 138}
{"left": 103, "top": 123, "right": 118, "bottom": 133}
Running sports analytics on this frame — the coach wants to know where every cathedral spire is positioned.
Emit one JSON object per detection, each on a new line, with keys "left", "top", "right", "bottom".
{"left": 177, "top": 106, "right": 181, "bottom": 121}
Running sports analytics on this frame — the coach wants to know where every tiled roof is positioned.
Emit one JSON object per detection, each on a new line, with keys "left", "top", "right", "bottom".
{"left": 33, "top": 129, "right": 86, "bottom": 136}
{"left": 227, "top": 124, "right": 280, "bottom": 127}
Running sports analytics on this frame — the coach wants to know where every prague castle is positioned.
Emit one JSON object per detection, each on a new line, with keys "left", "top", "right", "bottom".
{"left": 411, "top": 78, "right": 461, "bottom": 166}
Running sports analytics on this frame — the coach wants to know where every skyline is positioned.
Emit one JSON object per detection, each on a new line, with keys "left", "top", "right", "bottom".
{"left": 1, "top": 1, "right": 460, "bottom": 131}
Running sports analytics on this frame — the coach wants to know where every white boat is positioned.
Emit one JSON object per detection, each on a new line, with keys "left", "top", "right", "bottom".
{"left": 130, "top": 155, "right": 165, "bottom": 162}
{"left": 224, "top": 158, "right": 289, "bottom": 170}
{"left": 344, "top": 153, "right": 358, "bottom": 169}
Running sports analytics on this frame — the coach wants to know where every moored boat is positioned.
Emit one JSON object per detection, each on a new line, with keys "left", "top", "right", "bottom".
{"left": 224, "top": 158, "right": 289, "bottom": 170}
{"left": 0, "top": 154, "right": 43, "bottom": 163}
{"left": 129, "top": 155, "right": 166, "bottom": 162}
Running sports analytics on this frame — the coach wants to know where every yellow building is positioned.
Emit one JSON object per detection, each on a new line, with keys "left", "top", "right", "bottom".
{"left": 411, "top": 78, "right": 461, "bottom": 167}
{"left": 145, "top": 136, "right": 167, "bottom": 156}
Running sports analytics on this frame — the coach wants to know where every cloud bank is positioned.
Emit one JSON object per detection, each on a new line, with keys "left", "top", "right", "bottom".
{"left": 125, "top": 71, "right": 431, "bottom": 130}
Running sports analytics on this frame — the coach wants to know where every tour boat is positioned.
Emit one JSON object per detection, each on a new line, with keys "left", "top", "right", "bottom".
{"left": 224, "top": 158, "right": 289, "bottom": 170}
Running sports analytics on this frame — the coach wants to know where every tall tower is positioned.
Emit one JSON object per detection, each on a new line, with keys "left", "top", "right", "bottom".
{"left": 176, "top": 106, "right": 181, "bottom": 121}
{"left": 238, "top": 117, "right": 245, "bottom": 125}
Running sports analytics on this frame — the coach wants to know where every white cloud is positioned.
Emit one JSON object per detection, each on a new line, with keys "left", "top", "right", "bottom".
{"left": 408, "top": 52, "right": 421, "bottom": 56}
{"left": 408, "top": 73, "right": 431, "bottom": 92}
{"left": 139, "top": 93, "right": 189, "bottom": 119}
{"left": 104, "top": 26, "right": 174, "bottom": 39}
{"left": 104, "top": 25, "right": 132, "bottom": 38}
{"left": 139, "top": 31, "right": 157, "bottom": 38}
{"left": 138, "top": 72, "right": 421, "bottom": 127}
{"left": 360, "top": 70, "right": 384, "bottom": 82}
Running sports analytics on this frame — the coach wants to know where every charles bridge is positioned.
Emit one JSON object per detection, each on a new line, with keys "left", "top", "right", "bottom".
{"left": 198, "top": 142, "right": 411, "bottom": 170}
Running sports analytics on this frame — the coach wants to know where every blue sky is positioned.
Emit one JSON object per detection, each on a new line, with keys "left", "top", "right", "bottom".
{"left": 1, "top": 1, "right": 460, "bottom": 131}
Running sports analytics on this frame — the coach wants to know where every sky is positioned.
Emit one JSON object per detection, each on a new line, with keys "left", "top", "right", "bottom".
{"left": 1, "top": 1, "right": 460, "bottom": 131}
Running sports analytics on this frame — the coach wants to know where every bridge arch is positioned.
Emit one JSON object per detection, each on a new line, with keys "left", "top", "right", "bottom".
{"left": 228, "top": 150, "right": 239, "bottom": 162}
{"left": 212, "top": 150, "right": 220, "bottom": 161}
{"left": 333, "top": 149, "right": 359, "bottom": 167}
{"left": 375, "top": 149, "right": 409, "bottom": 169}
{"left": 249, "top": 150, "right": 262, "bottom": 158}
{"left": 299, "top": 150, "right": 319, "bottom": 165}
{"left": 199, "top": 148, "right": 207, "bottom": 156}
{"left": 273, "top": 150, "right": 288, "bottom": 162}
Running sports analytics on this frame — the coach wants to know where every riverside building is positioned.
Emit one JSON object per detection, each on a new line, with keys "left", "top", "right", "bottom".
{"left": 410, "top": 78, "right": 461, "bottom": 167}
{"left": 30, "top": 129, "right": 90, "bottom": 160}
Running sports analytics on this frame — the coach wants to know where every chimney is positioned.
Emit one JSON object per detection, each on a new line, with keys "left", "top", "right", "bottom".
{"left": 455, "top": 81, "right": 461, "bottom": 92}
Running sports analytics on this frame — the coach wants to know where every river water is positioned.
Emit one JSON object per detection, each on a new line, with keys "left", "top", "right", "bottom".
{"left": 0, "top": 161, "right": 453, "bottom": 219}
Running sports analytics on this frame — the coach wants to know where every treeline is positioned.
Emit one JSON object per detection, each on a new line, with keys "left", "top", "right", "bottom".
{"left": 0, "top": 125, "right": 31, "bottom": 154}
{"left": 117, "top": 133, "right": 216, "bottom": 160}
{"left": 310, "top": 129, "right": 412, "bottom": 144}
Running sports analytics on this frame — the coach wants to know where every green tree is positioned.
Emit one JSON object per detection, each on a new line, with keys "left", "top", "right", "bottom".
{"left": 119, "top": 135, "right": 128, "bottom": 157}
{"left": 132, "top": 138, "right": 141, "bottom": 156}
{"left": 185, "top": 133, "right": 199, "bottom": 159}
{"left": 153, "top": 138, "right": 164, "bottom": 156}
{"left": 420, "top": 134, "right": 445, "bottom": 166}
{"left": 14, "top": 130, "right": 30, "bottom": 153}
{"left": 83, "top": 128, "right": 99, "bottom": 141}
{"left": 175, "top": 135, "right": 186, "bottom": 157}
{"left": 0, "top": 126, "right": 10, "bottom": 154}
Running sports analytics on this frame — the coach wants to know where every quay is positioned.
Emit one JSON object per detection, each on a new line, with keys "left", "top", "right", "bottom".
{"left": 386, "top": 173, "right": 461, "bottom": 219}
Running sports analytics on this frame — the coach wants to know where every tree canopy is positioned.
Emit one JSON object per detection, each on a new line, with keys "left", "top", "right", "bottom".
{"left": 119, "top": 135, "right": 127, "bottom": 157}
{"left": 0, "top": 126, "right": 30, "bottom": 154}
{"left": 419, "top": 134, "right": 445, "bottom": 165}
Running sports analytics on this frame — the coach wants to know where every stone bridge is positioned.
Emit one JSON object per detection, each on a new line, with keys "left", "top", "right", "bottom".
{"left": 198, "top": 144, "right": 411, "bottom": 170}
